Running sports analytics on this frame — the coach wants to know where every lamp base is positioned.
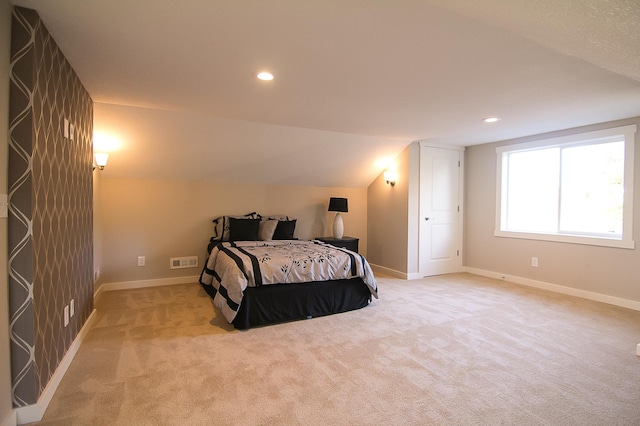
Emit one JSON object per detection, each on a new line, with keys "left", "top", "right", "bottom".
{"left": 333, "top": 212, "right": 344, "bottom": 239}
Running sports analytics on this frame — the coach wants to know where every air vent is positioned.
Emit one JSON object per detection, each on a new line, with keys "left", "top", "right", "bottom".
{"left": 170, "top": 256, "right": 198, "bottom": 270}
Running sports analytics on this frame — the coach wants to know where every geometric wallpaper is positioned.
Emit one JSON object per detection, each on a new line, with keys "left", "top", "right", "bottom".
{"left": 8, "top": 6, "right": 94, "bottom": 407}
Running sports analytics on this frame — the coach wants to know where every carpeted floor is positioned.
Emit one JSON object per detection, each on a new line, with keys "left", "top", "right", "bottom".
{"left": 30, "top": 273, "right": 640, "bottom": 425}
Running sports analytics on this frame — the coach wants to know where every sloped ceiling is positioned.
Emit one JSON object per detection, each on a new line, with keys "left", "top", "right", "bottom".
{"left": 12, "top": 0, "right": 640, "bottom": 187}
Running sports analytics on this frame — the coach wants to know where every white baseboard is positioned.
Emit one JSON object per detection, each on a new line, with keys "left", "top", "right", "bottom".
{"left": 98, "top": 276, "right": 200, "bottom": 293}
{"left": 464, "top": 267, "right": 640, "bottom": 312}
{"left": 0, "top": 409, "right": 16, "bottom": 426}
{"left": 370, "top": 264, "right": 407, "bottom": 279}
{"left": 15, "top": 309, "right": 98, "bottom": 425}
{"left": 369, "top": 265, "right": 466, "bottom": 280}
{"left": 406, "top": 272, "right": 424, "bottom": 280}
{"left": 93, "top": 283, "right": 105, "bottom": 303}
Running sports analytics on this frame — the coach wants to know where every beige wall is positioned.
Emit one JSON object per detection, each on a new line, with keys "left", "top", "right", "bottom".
{"left": 1, "top": 0, "right": 13, "bottom": 422}
{"left": 367, "top": 143, "right": 417, "bottom": 276}
{"left": 93, "top": 168, "right": 103, "bottom": 290}
{"left": 465, "top": 117, "right": 640, "bottom": 303}
{"left": 98, "top": 178, "right": 367, "bottom": 284}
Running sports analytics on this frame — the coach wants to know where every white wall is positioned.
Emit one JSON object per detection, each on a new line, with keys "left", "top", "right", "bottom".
{"left": 465, "top": 117, "right": 640, "bottom": 304}
{"left": 97, "top": 178, "right": 367, "bottom": 285}
{"left": 1, "top": 1, "right": 14, "bottom": 424}
{"left": 406, "top": 142, "right": 421, "bottom": 276}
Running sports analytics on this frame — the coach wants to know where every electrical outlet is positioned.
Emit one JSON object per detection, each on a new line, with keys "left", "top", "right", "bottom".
{"left": 531, "top": 257, "right": 539, "bottom": 267}
{"left": 138, "top": 256, "right": 145, "bottom": 267}
{"left": 70, "top": 299, "right": 75, "bottom": 317}
{"left": 64, "top": 306, "right": 69, "bottom": 327}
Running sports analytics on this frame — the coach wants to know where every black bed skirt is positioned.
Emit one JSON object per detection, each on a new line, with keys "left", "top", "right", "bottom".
{"left": 201, "top": 278, "right": 372, "bottom": 329}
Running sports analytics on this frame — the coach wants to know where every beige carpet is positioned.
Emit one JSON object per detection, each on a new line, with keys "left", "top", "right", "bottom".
{"left": 29, "top": 273, "right": 640, "bottom": 425}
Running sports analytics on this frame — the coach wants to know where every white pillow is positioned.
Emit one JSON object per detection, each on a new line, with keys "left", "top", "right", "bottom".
{"left": 258, "top": 219, "right": 279, "bottom": 241}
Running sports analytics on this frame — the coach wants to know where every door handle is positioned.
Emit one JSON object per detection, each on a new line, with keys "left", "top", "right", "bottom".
{"left": 425, "top": 217, "right": 431, "bottom": 221}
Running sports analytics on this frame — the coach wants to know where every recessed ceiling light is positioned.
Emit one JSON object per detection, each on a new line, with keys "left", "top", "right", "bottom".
{"left": 257, "top": 71, "right": 274, "bottom": 81}
{"left": 482, "top": 117, "right": 501, "bottom": 123}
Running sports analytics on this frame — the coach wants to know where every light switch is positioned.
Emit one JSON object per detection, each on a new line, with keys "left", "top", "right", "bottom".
{"left": 0, "top": 194, "right": 7, "bottom": 218}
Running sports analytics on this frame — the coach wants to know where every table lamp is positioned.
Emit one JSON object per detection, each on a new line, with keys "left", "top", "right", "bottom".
{"left": 328, "top": 197, "right": 348, "bottom": 239}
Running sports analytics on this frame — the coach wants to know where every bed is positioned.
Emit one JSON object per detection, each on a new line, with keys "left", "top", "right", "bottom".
{"left": 199, "top": 214, "right": 378, "bottom": 329}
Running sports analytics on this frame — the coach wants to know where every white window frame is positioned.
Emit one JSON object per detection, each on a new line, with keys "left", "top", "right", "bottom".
{"left": 495, "top": 125, "right": 636, "bottom": 249}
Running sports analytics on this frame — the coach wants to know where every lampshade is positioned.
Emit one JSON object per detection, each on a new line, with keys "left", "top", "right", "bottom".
{"left": 94, "top": 152, "right": 109, "bottom": 170}
{"left": 328, "top": 197, "right": 348, "bottom": 213}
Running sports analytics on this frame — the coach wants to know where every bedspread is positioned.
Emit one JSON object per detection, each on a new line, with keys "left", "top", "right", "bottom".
{"left": 199, "top": 240, "right": 378, "bottom": 323}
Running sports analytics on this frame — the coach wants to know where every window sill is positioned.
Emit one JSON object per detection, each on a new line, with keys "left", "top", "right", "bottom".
{"left": 494, "top": 230, "right": 635, "bottom": 250}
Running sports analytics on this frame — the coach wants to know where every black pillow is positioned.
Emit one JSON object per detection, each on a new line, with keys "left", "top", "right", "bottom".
{"left": 272, "top": 219, "right": 296, "bottom": 240}
{"left": 211, "top": 212, "right": 260, "bottom": 241}
{"left": 228, "top": 218, "right": 260, "bottom": 241}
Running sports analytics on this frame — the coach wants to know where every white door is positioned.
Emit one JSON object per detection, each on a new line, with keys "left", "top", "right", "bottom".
{"left": 419, "top": 146, "right": 462, "bottom": 276}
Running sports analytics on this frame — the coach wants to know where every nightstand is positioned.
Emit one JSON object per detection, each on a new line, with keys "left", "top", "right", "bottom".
{"left": 316, "top": 236, "right": 359, "bottom": 253}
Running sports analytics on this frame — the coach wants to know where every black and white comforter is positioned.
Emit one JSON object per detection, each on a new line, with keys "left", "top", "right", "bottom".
{"left": 199, "top": 240, "right": 378, "bottom": 323}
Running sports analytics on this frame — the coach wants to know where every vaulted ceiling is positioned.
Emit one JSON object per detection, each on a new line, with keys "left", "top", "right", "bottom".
{"left": 12, "top": 0, "right": 640, "bottom": 187}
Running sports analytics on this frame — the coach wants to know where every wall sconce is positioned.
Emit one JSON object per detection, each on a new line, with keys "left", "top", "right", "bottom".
{"left": 384, "top": 170, "right": 397, "bottom": 186}
{"left": 94, "top": 152, "right": 109, "bottom": 170}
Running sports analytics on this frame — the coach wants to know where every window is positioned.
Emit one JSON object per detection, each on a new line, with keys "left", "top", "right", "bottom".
{"left": 495, "top": 125, "right": 636, "bottom": 249}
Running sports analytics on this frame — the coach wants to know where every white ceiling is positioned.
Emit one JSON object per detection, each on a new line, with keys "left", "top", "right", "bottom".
{"left": 12, "top": 0, "right": 640, "bottom": 187}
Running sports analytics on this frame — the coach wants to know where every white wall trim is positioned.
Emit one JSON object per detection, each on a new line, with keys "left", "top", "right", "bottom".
{"left": 15, "top": 309, "right": 98, "bottom": 425}
{"left": 0, "top": 410, "right": 16, "bottom": 426}
{"left": 464, "top": 267, "right": 640, "bottom": 312}
{"left": 370, "top": 264, "right": 407, "bottom": 279}
{"left": 417, "top": 141, "right": 466, "bottom": 151}
{"left": 369, "top": 263, "right": 440, "bottom": 280}
{"left": 93, "top": 283, "right": 106, "bottom": 304}
{"left": 99, "top": 276, "right": 200, "bottom": 293}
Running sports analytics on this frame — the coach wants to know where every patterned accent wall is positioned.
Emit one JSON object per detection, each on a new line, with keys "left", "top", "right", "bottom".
{"left": 8, "top": 6, "right": 94, "bottom": 407}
